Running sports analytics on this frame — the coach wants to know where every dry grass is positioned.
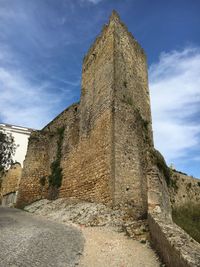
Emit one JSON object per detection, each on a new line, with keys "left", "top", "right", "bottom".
{"left": 172, "top": 202, "right": 200, "bottom": 243}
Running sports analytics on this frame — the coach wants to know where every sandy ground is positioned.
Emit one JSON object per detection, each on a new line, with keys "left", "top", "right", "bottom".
{"left": 78, "top": 226, "right": 160, "bottom": 267}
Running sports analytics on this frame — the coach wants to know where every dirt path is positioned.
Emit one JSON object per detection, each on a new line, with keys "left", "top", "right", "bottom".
{"left": 25, "top": 199, "right": 161, "bottom": 266}
{"left": 79, "top": 226, "right": 160, "bottom": 267}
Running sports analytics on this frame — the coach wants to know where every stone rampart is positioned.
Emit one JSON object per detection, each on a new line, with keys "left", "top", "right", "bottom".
{"left": 147, "top": 151, "right": 200, "bottom": 267}
{"left": 169, "top": 170, "right": 200, "bottom": 208}
{"left": 0, "top": 163, "right": 22, "bottom": 206}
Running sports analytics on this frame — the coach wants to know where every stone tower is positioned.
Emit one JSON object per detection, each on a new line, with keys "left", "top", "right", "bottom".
{"left": 16, "top": 11, "right": 153, "bottom": 218}
{"left": 80, "top": 10, "right": 153, "bottom": 215}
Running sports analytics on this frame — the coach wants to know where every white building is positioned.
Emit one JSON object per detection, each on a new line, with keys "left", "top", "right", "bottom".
{"left": 0, "top": 123, "right": 34, "bottom": 167}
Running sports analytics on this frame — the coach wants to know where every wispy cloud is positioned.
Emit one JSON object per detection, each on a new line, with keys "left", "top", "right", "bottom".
{"left": 149, "top": 46, "right": 200, "bottom": 164}
{"left": 0, "top": 1, "right": 82, "bottom": 129}
{"left": 80, "top": 0, "right": 103, "bottom": 4}
{"left": 0, "top": 65, "right": 73, "bottom": 129}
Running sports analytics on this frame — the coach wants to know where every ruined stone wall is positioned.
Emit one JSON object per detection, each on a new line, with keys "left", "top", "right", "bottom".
{"left": 1, "top": 163, "right": 22, "bottom": 196}
{"left": 42, "top": 104, "right": 79, "bottom": 133}
{"left": 16, "top": 105, "right": 79, "bottom": 207}
{"left": 16, "top": 131, "right": 50, "bottom": 207}
{"left": 0, "top": 163, "right": 22, "bottom": 206}
{"left": 147, "top": 151, "right": 200, "bottom": 267}
{"left": 169, "top": 170, "right": 200, "bottom": 208}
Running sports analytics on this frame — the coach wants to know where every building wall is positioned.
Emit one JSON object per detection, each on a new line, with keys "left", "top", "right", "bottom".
{"left": 0, "top": 123, "right": 33, "bottom": 167}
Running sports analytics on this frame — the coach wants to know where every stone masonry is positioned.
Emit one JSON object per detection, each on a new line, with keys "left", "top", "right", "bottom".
{"left": 0, "top": 163, "right": 22, "bottom": 206}
{"left": 16, "top": 11, "right": 153, "bottom": 220}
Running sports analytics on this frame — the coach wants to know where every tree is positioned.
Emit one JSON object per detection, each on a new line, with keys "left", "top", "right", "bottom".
{"left": 0, "top": 131, "right": 17, "bottom": 172}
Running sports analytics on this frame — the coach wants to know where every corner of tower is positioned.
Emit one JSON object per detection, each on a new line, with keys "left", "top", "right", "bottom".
{"left": 109, "top": 10, "right": 121, "bottom": 23}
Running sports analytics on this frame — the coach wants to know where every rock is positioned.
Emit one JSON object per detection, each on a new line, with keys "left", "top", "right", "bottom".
{"left": 153, "top": 205, "right": 161, "bottom": 213}
{"left": 25, "top": 198, "right": 150, "bottom": 242}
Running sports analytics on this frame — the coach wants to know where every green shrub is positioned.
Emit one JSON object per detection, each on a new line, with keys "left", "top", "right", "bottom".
{"left": 151, "top": 149, "right": 171, "bottom": 186}
{"left": 48, "top": 160, "right": 62, "bottom": 188}
{"left": 39, "top": 176, "right": 46, "bottom": 187}
{"left": 170, "top": 178, "right": 178, "bottom": 191}
{"left": 172, "top": 202, "right": 200, "bottom": 243}
{"left": 122, "top": 96, "right": 133, "bottom": 106}
{"left": 48, "top": 127, "right": 65, "bottom": 193}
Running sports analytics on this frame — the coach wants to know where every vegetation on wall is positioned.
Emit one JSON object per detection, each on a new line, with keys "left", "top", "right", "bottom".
{"left": 152, "top": 150, "right": 180, "bottom": 190}
{"left": 172, "top": 202, "right": 200, "bottom": 244}
{"left": 39, "top": 176, "right": 46, "bottom": 187}
{"left": 29, "top": 134, "right": 40, "bottom": 141}
{"left": 122, "top": 95, "right": 133, "bottom": 106}
{"left": 0, "top": 131, "right": 16, "bottom": 172}
{"left": 151, "top": 149, "right": 171, "bottom": 185}
{"left": 169, "top": 176, "right": 178, "bottom": 191}
{"left": 48, "top": 127, "right": 65, "bottom": 190}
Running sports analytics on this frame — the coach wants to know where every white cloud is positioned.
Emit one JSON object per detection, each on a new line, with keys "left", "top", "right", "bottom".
{"left": 80, "top": 0, "right": 103, "bottom": 4}
{"left": 149, "top": 47, "right": 200, "bottom": 163}
{"left": 0, "top": 65, "right": 74, "bottom": 129}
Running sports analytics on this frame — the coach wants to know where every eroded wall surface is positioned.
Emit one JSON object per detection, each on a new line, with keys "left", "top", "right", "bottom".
{"left": 16, "top": 105, "right": 79, "bottom": 207}
{"left": 170, "top": 170, "right": 200, "bottom": 207}
{"left": 147, "top": 152, "right": 200, "bottom": 267}
{"left": 1, "top": 163, "right": 22, "bottom": 206}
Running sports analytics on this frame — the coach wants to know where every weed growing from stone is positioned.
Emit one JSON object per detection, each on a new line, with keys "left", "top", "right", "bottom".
{"left": 48, "top": 127, "right": 65, "bottom": 197}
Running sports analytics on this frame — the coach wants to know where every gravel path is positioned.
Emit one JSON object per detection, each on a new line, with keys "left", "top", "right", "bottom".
{"left": 0, "top": 207, "right": 84, "bottom": 267}
{"left": 79, "top": 226, "right": 160, "bottom": 267}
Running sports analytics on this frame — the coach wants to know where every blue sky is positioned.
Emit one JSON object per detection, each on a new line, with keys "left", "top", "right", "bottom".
{"left": 0, "top": 0, "right": 200, "bottom": 178}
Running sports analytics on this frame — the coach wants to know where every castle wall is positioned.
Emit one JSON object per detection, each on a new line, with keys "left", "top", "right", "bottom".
{"left": 169, "top": 171, "right": 200, "bottom": 208}
{"left": 16, "top": 105, "right": 79, "bottom": 207}
{"left": 16, "top": 131, "right": 50, "bottom": 207}
{"left": 147, "top": 152, "right": 200, "bottom": 267}
{"left": 0, "top": 163, "right": 22, "bottom": 206}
